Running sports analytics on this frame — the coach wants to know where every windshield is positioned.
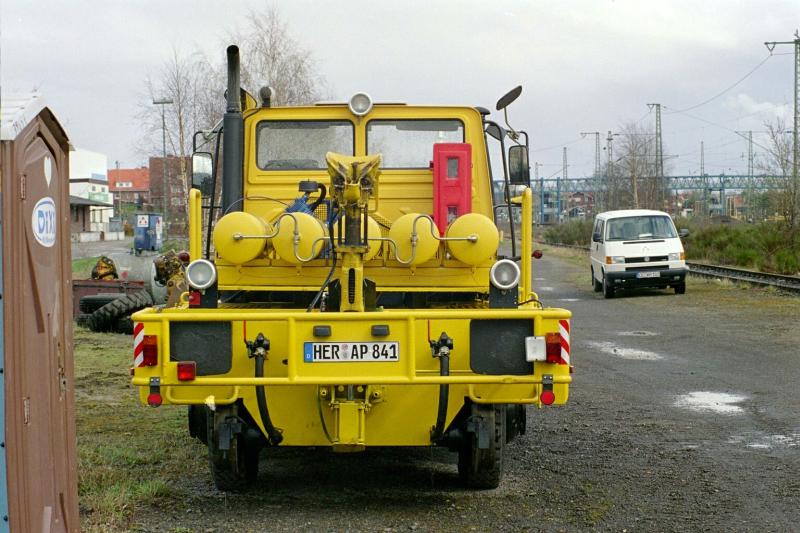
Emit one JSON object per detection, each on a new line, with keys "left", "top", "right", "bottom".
{"left": 366, "top": 119, "right": 464, "bottom": 168}
{"left": 605, "top": 215, "right": 677, "bottom": 241}
{"left": 256, "top": 120, "right": 354, "bottom": 170}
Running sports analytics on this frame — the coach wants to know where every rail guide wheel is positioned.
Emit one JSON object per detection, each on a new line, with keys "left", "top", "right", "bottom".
{"left": 458, "top": 403, "right": 506, "bottom": 489}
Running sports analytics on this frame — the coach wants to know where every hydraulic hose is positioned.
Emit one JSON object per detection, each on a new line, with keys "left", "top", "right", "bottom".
{"left": 254, "top": 355, "right": 283, "bottom": 445}
{"left": 431, "top": 349, "right": 450, "bottom": 443}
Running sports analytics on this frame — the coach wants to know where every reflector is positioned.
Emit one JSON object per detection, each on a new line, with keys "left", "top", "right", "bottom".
{"left": 540, "top": 389, "right": 556, "bottom": 405}
{"left": 177, "top": 361, "right": 197, "bottom": 382}
{"left": 147, "top": 392, "right": 163, "bottom": 407}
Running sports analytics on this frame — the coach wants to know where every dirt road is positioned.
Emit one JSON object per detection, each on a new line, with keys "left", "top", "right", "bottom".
{"left": 129, "top": 251, "right": 800, "bottom": 532}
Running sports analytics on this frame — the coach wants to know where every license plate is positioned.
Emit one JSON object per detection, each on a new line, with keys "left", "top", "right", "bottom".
{"left": 303, "top": 341, "right": 399, "bottom": 362}
{"left": 636, "top": 271, "right": 660, "bottom": 278}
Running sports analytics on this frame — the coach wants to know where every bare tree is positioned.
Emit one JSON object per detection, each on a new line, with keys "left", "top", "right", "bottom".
{"left": 609, "top": 122, "right": 672, "bottom": 211}
{"left": 758, "top": 117, "right": 796, "bottom": 226}
{"left": 136, "top": 6, "right": 326, "bottom": 226}
{"left": 232, "top": 7, "right": 326, "bottom": 106}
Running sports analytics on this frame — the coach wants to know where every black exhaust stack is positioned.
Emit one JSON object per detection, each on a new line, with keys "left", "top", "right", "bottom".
{"left": 222, "top": 45, "right": 244, "bottom": 213}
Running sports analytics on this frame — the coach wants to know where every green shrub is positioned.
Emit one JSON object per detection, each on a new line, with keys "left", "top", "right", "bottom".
{"left": 541, "top": 219, "right": 593, "bottom": 246}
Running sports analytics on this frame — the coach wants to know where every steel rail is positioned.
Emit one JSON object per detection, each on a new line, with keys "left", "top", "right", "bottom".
{"left": 536, "top": 241, "right": 800, "bottom": 294}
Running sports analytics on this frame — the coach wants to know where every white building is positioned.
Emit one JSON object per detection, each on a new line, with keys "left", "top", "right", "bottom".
{"left": 69, "top": 148, "right": 114, "bottom": 232}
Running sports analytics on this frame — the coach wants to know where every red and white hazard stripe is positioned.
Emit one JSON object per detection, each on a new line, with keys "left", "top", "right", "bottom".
{"left": 133, "top": 322, "right": 145, "bottom": 367}
{"left": 559, "top": 319, "right": 570, "bottom": 365}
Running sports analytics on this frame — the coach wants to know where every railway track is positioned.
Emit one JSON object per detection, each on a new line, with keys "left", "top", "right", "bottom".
{"left": 537, "top": 241, "right": 800, "bottom": 294}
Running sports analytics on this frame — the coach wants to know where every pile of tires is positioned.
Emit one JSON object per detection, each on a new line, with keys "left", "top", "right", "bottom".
{"left": 75, "top": 290, "right": 153, "bottom": 334}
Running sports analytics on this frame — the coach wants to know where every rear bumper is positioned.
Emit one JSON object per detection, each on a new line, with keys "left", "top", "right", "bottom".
{"left": 606, "top": 267, "right": 687, "bottom": 288}
{"left": 131, "top": 306, "right": 572, "bottom": 402}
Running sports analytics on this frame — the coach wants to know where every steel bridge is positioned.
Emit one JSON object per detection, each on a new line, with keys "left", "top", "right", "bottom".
{"left": 532, "top": 174, "right": 789, "bottom": 194}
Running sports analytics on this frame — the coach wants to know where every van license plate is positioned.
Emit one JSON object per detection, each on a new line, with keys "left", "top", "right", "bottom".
{"left": 636, "top": 271, "right": 660, "bottom": 278}
{"left": 303, "top": 341, "right": 399, "bottom": 362}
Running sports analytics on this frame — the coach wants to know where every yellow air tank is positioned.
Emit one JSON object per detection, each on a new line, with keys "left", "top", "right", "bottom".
{"left": 272, "top": 212, "right": 327, "bottom": 264}
{"left": 213, "top": 212, "right": 273, "bottom": 265}
{"left": 388, "top": 213, "right": 439, "bottom": 265}
{"left": 446, "top": 213, "right": 500, "bottom": 265}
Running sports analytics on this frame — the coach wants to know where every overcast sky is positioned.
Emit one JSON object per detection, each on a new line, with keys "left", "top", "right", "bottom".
{"left": 2, "top": 0, "right": 798, "bottom": 178}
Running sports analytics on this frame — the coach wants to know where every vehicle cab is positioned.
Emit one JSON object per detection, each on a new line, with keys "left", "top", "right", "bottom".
{"left": 589, "top": 209, "right": 688, "bottom": 298}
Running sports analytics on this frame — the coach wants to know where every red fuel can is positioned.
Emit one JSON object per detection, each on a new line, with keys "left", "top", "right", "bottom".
{"left": 432, "top": 143, "right": 472, "bottom": 235}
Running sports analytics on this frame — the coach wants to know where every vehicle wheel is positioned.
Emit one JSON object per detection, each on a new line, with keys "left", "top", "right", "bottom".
{"left": 602, "top": 275, "right": 615, "bottom": 299}
{"left": 592, "top": 268, "right": 602, "bottom": 292}
{"left": 458, "top": 404, "right": 505, "bottom": 489}
{"left": 89, "top": 290, "right": 153, "bottom": 332}
{"left": 79, "top": 293, "right": 124, "bottom": 314}
{"left": 674, "top": 282, "right": 686, "bottom": 295}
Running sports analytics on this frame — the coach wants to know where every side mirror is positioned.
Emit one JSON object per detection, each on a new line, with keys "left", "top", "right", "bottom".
{"left": 679, "top": 228, "right": 690, "bottom": 238}
{"left": 191, "top": 152, "right": 213, "bottom": 197}
{"left": 496, "top": 86, "right": 522, "bottom": 111}
{"left": 485, "top": 123, "right": 505, "bottom": 141}
{"left": 592, "top": 232, "right": 602, "bottom": 242}
{"left": 508, "top": 145, "right": 530, "bottom": 185}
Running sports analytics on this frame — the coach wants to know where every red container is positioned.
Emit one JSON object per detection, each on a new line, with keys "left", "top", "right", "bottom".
{"left": 432, "top": 143, "right": 472, "bottom": 235}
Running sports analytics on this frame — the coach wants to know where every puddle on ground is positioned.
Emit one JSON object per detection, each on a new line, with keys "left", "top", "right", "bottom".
{"left": 585, "top": 340, "right": 664, "bottom": 360}
{"left": 728, "top": 431, "right": 800, "bottom": 450}
{"left": 617, "top": 330, "right": 660, "bottom": 337}
{"left": 673, "top": 391, "right": 747, "bottom": 415}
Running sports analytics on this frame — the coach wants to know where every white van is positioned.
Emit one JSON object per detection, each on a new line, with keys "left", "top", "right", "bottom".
{"left": 589, "top": 209, "right": 689, "bottom": 298}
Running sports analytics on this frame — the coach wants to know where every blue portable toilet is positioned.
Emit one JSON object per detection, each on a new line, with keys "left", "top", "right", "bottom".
{"left": 134, "top": 213, "right": 163, "bottom": 252}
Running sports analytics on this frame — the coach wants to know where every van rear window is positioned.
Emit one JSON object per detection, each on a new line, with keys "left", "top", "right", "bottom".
{"left": 606, "top": 216, "right": 676, "bottom": 241}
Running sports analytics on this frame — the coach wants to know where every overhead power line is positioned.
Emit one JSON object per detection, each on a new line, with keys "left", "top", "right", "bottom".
{"left": 665, "top": 54, "right": 774, "bottom": 114}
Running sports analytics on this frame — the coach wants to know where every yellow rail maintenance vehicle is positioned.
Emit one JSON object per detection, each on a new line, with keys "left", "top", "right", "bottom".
{"left": 131, "top": 45, "right": 573, "bottom": 490}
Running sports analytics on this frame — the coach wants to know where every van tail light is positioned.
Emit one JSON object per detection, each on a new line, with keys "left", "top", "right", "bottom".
{"left": 177, "top": 361, "right": 197, "bottom": 381}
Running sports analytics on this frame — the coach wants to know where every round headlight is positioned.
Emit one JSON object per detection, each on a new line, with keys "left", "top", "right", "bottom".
{"left": 490, "top": 259, "right": 520, "bottom": 290}
{"left": 348, "top": 92, "right": 373, "bottom": 116}
{"left": 186, "top": 259, "right": 217, "bottom": 290}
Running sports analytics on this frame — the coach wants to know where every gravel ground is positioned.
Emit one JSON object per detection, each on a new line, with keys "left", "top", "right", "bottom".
{"left": 132, "top": 251, "right": 800, "bottom": 532}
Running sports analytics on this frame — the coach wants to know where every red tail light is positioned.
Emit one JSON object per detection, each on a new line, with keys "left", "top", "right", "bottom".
{"left": 540, "top": 389, "right": 556, "bottom": 405}
{"left": 142, "top": 335, "right": 158, "bottom": 366}
{"left": 545, "top": 333, "right": 562, "bottom": 363}
{"left": 177, "top": 361, "right": 197, "bottom": 381}
{"left": 147, "top": 392, "right": 163, "bottom": 407}
{"left": 545, "top": 332, "right": 569, "bottom": 365}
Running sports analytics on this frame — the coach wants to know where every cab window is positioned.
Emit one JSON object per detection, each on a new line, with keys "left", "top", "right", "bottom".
{"left": 366, "top": 119, "right": 464, "bottom": 168}
{"left": 256, "top": 120, "right": 354, "bottom": 170}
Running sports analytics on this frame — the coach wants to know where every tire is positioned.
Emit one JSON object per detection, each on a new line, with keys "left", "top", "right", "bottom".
{"left": 674, "top": 282, "right": 686, "bottom": 295}
{"left": 79, "top": 293, "right": 124, "bottom": 314}
{"left": 75, "top": 313, "right": 94, "bottom": 329}
{"left": 88, "top": 290, "right": 153, "bottom": 332}
{"left": 458, "top": 404, "right": 505, "bottom": 489}
{"left": 592, "top": 268, "right": 602, "bottom": 292}
{"left": 602, "top": 274, "right": 615, "bottom": 299}
{"left": 114, "top": 316, "right": 134, "bottom": 334}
